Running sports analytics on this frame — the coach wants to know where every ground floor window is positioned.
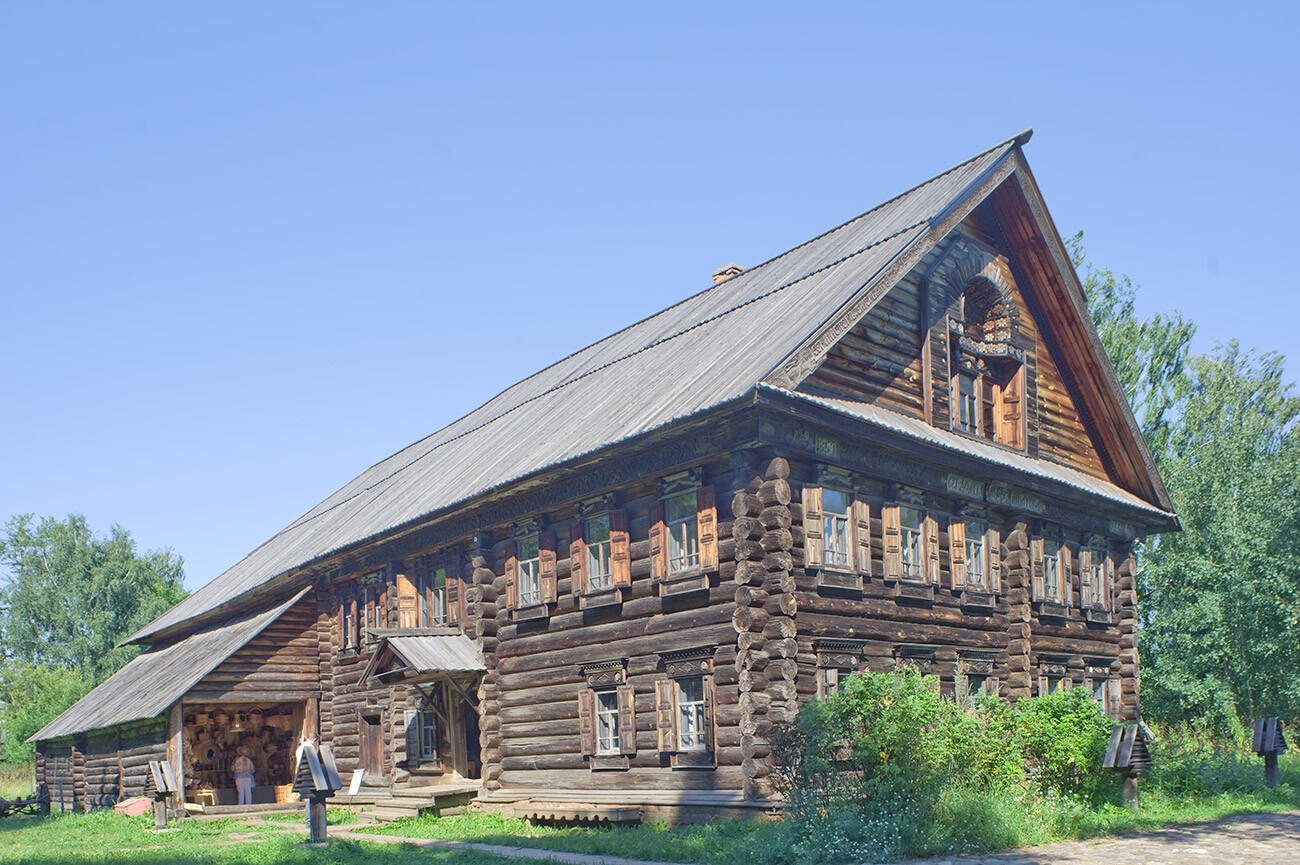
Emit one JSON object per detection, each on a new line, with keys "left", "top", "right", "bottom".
{"left": 655, "top": 649, "right": 716, "bottom": 767}
{"left": 578, "top": 662, "right": 635, "bottom": 768}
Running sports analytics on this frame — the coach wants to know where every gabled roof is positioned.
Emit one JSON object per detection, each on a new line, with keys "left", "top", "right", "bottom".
{"left": 31, "top": 588, "right": 310, "bottom": 742}
{"left": 129, "top": 129, "right": 1174, "bottom": 645}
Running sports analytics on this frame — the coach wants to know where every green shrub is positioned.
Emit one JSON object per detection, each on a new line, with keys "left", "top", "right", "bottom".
{"left": 1014, "top": 686, "right": 1120, "bottom": 804}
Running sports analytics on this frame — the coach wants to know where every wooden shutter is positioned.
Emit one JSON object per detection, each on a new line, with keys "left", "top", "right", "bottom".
{"left": 1000, "top": 366, "right": 1025, "bottom": 448}
{"left": 803, "top": 487, "right": 824, "bottom": 569}
{"left": 987, "top": 677, "right": 1000, "bottom": 699}
{"left": 1104, "top": 554, "right": 1116, "bottom": 611}
{"left": 1037, "top": 674, "right": 1047, "bottom": 696}
{"left": 649, "top": 502, "right": 667, "bottom": 582}
{"left": 404, "top": 710, "right": 421, "bottom": 770}
{"left": 924, "top": 513, "right": 941, "bottom": 584}
{"left": 503, "top": 541, "right": 518, "bottom": 610}
{"left": 703, "top": 676, "right": 716, "bottom": 756}
{"left": 883, "top": 504, "right": 902, "bottom": 581}
{"left": 949, "top": 520, "right": 967, "bottom": 589}
{"left": 378, "top": 580, "right": 389, "bottom": 628}
{"left": 578, "top": 690, "right": 595, "bottom": 757}
{"left": 1079, "top": 549, "right": 1093, "bottom": 607}
{"left": 986, "top": 526, "right": 1001, "bottom": 592}
{"left": 349, "top": 593, "right": 359, "bottom": 649}
{"left": 698, "top": 486, "right": 718, "bottom": 571}
{"left": 819, "top": 667, "right": 837, "bottom": 699}
{"left": 654, "top": 680, "right": 677, "bottom": 752}
{"left": 617, "top": 685, "right": 636, "bottom": 755}
{"left": 339, "top": 597, "right": 348, "bottom": 647}
{"left": 610, "top": 509, "right": 631, "bottom": 588}
{"left": 1059, "top": 545, "right": 1072, "bottom": 604}
{"left": 569, "top": 523, "right": 586, "bottom": 596}
{"left": 1031, "top": 537, "right": 1045, "bottom": 601}
{"left": 447, "top": 552, "right": 462, "bottom": 625}
{"left": 1107, "top": 679, "right": 1121, "bottom": 718}
{"left": 853, "top": 498, "right": 872, "bottom": 577}
{"left": 539, "top": 531, "right": 558, "bottom": 604}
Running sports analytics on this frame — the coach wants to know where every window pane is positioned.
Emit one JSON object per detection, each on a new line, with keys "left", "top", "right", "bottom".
{"left": 966, "top": 522, "right": 986, "bottom": 588}
{"left": 668, "top": 519, "right": 700, "bottom": 573}
{"left": 676, "top": 677, "right": 706, "bottom": 750}
{"left": 825, "top": 514, "right": 851, "bottom": 568}
{"left": 595, "top": 690, "right": 620, "bottom": 754}
{"left": 518, "top": 535, "right": 539, "bottom": 559}
{"left": 822, "top": 488, "right": 850, "bottom": 516}
{"left": 665, "top": 492, "right": 696, "bottom": 525}
{"left": 585, "top": 515, "right": 610, "bottom": 544}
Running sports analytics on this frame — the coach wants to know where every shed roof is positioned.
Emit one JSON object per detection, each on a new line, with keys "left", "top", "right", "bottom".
{"left": 30, "top": 588, "right": 310, "bottom": 742}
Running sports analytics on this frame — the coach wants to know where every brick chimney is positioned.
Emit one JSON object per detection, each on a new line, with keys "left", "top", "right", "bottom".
{"left": 712, "top": 262, "right": 745, "bottom": 283}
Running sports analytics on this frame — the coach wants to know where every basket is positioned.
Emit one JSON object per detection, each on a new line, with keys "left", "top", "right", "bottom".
{"left": 274, "top": 784, "right": 297, "bottom": 803}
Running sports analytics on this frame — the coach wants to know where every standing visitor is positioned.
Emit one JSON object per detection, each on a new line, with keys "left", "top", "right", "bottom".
{"left": 234, "top": 747, "right": 256, "bottom": 806}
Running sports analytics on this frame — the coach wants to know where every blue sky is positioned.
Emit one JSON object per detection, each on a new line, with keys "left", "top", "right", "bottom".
{"left": 2, "top": 2, "right": 1296, "bottom": 593}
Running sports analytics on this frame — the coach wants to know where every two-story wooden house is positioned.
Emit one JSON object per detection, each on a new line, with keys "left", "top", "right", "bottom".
{"left": 31, "top": 129, "right": 1178, "bottom": 821}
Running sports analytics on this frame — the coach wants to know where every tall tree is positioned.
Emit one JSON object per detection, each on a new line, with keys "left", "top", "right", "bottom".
{"left": 1140, "top": 345, "right": 1300, "bottom": 725}
{"left": 1071, "top": 233, "right": 1300, "bottom": 727}
{"left": 0, "top": 514, "right": 187, "bottom": 681}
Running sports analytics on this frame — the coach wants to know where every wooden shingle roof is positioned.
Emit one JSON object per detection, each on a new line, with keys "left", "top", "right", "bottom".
{"left": 30, "top": 588, "right": 309, "bottom": 742}
{"left": 127, "top": 129, "right": 1172, "bottom": 646}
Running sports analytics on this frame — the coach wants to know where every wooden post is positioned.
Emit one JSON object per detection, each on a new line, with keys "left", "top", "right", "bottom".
{"left": 306, "top": 795, "right": 327, "bottom": 842}
{"left": 153, "top": 799, "right": 168, "bottom": 830}
{"left": 1265, "top": 753, "right": 1280, "bottom": 789}
{"left": 1122, "top": 774, "right": 1139, "bottom": 809}
{"left": 167, "top": 702, "right": 185, "bottom": 808}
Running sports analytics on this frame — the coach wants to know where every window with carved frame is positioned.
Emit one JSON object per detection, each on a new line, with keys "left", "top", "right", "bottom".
{"left": 803, "top": 473, "right": 872, "bottom": 591}
{"left": 504, "top": 524, "right": 557, "bottom": 615}
{"left": 957, "top": 655, "right": 1000, "bottom": 706}
{"left": 655, "top": 649, "right": 716, "bottom": 767}
{"left": 571, "top": 502, "right": 631, "bottom": 602}
{"left": 947, "top": 263, "right": 1029, "bottom": 450}
{"left": 1032, "top": 529, "right": 1071, "bottom": 606}
{"left": 650, "top": 473, "right": 718, "bottom": 592}
{"left": 577, "top": 661, "right": 635, "bottom": 769}
{"left": 816, "top": 641, "right": 865, "bottom": 699}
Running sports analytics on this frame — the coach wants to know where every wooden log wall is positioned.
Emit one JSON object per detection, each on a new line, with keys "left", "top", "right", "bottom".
{"left": 187, "top": 591, "right": 320, "bottom": 702}
{"left": 84, "top": 729, "right": 123, "bottom": 809}
{"left": 787, "top": 457, "right": 1014, "bottom": 703}
{"left": 487, "top": 459, "right": 748, "bottom": 794}
{"left": 318, "top": 579, "right": 409, "bottom": 787}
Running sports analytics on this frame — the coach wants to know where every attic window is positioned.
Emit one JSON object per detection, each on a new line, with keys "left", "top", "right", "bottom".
{"left": 949, "top": 274, "right": 1027, "bottom": 450}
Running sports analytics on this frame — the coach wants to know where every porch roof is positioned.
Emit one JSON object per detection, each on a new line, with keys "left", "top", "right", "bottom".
{"left": 360, "top": 632, "right": 485, "bottom": 686}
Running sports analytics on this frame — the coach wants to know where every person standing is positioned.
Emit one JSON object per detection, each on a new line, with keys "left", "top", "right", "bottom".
{"left": 234, "top": 747, "right": 256, "bottom": 806}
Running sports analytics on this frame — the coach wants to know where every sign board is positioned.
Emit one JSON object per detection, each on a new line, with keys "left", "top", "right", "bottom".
{"left": 347, "top": 769, "right": 365, "bottom": 796}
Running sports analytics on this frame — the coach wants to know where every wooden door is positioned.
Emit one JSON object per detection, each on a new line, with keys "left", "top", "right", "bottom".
{"left": 359, "top": 714, "right": 383, "bottom": 775}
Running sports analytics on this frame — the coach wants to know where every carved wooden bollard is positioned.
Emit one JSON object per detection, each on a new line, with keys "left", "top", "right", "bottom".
{"left": 1252, "top": 718, "right": 1289, "bottom": 789}
{"left": 293, "top": 743, "right": 342, "bottom": 843}
{"left": 1103, "top": 723, "right": 1154, "bottom": 808}
{"left": 145, "top": 760, "right": 178, "bottom": 829}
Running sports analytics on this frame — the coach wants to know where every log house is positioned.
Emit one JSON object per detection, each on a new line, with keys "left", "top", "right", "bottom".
{"left": 31, "top": 129, "right": 1178, "bottom": 820}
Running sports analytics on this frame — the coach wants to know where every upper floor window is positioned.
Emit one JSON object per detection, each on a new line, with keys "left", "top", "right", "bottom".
{"left": 1080, "top": 546, "right": 1113, "bottom": 611}
{"left": 650, "top": 479, "right": 718, "bottom": 588}
{"left": 883, "top": 502, "right": 938, "bottom": 584}
{"left": 583, "top": 515, "right": 613, "bottom": 591}
{"left": 1032, "top": 534, "right": 1071, "bottom": 605}
{"left": 1043, "top": 539, "right": 1061, "bottom": 601}
{"left": 821, "top": 489, "right": 853, "bottom": 570}
{"left": 951, "top": 519, "right": 997, "bottom": 593}
{"left": 665, "top": 492, "right": 700, "bottom": 574}
{"left": 571, "top": 509, "right": 631, "bottom": 598}
{"left": 516, "top": 535, "right": 542, "bottom": 607}
{"left": 423, "top": 566, "right": 448, "bottom": 626}
{"left": 900, "top": 506, "right": 924, "bottom": 582}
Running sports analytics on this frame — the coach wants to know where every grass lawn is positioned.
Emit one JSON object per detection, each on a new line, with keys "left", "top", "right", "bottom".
{"left": 0, "top": 810, "right": 510, "bottom": 865}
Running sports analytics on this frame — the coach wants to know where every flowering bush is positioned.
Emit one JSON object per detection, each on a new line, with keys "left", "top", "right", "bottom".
{"left": 768, "top": 669, "right": 1120, "bottom": 862}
